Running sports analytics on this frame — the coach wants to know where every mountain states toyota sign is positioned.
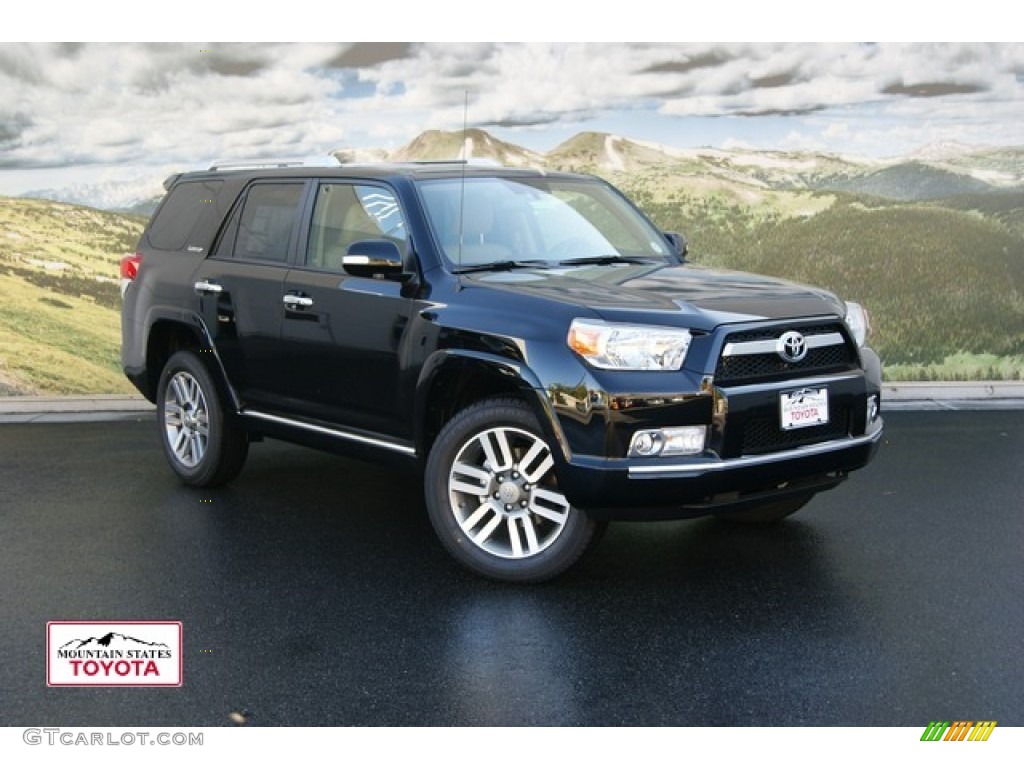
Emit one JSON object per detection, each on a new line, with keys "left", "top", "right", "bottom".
{"left": 47, "top": 621, "right": 183, "bottom": 687}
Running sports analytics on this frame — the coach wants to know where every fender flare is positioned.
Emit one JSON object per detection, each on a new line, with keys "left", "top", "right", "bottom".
{"left": 413, "top": 349, "right": 572, "bottom": 464}
{"left": 188, "top": 312, "right": 244, "bottom": 413}
{"left": 141, "top": 307, "right": 242, "bottom": 412}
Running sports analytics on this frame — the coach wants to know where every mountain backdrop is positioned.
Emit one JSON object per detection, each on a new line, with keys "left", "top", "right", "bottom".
{"left": 2, "top": 128, "right": 1022, "bottom": 394}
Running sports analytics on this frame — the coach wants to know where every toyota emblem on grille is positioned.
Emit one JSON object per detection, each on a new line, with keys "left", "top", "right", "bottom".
{"left": 779, "top": 331, "right": 808, "bottom": 363}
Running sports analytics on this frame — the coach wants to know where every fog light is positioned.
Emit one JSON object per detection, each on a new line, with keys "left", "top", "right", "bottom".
{"left": 630, "top": 431, "right": 663, "bottom": 457}
{"left": 867, "top": 394, "right": 880, "bottom": 426}
{"left": 629, "top": 426, "right": 706, "bottom": 457}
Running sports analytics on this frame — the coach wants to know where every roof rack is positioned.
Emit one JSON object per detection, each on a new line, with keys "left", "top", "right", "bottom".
{"left": 396, "top": 159, "right": 468, "bottom": 165}
{"left": 207, "top": 155, "right": 342, "bottom": 171}
{"left": 396, "top": 158, "right": 502, "bottom": 167}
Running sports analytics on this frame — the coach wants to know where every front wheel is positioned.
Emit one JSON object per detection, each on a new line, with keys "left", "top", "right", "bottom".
{"left": 156, "top": 350, "right": 248, "bottom": 487}
{"left": 424, "top": 398, "right": 604, "bottom": 582}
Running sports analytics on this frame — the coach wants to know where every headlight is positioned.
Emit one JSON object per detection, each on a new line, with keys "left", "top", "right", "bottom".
{"left": 844, "top": 301, "right": 871, "bottom": 347}
{"left": 567, "top": 319, "right": 692, "bottom": 370}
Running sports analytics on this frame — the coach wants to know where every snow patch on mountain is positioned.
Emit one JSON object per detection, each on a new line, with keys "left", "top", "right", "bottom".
{"left": 24, "top": 176, "right": 164, "bottom": 212}
{"left": 630, "top": 138, "right": 695, "bottom": 159}
{"left": 332, "top": 147, "right": 390, "bottom": 164}
{"left": 725, "top": 153, "right": 821, "bottom": 171}
{"left": 604, "top": 135, "right": 625, "bottom": 171}
{"left": 967, "top": 168, "right": 1019, "bottom": 185}
{"left": 907, "top": 141, "right": 976, "bottom": 161}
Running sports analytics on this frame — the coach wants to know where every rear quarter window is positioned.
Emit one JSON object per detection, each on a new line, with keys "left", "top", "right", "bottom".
{"left": 146, "top": 179, "right": 225, "bottom": 252}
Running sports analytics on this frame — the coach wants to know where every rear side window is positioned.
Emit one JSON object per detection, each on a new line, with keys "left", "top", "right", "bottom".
{"left": 222, "top": 183, "right": 305, "bottom": 262}
{"left": 147, "top": 180, "right": 224, "bottom": 251}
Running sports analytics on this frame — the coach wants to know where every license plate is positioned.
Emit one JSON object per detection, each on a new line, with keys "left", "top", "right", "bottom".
{"left": 781, "top": 387, "right": 829, "bottom": 430}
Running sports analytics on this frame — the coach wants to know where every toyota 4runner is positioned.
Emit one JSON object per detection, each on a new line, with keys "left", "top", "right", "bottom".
{"left": 121, "top": 158, "right": 883, "bottom": 582}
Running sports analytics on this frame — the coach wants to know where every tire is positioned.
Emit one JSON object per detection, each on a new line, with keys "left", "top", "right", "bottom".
{"left": 424, "top": 398, "right": 605, "bottom": 583}
{"left": 714, "top": 493, "right": 814, "bottom": 524}
{"left": 156, "top": 350, "right": 248, "bottom": 488}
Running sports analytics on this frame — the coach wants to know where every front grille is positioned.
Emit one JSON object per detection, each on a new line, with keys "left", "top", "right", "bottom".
{"left": 722, "top": 323, "right": 841, "bottom": 344}
{"left": 715, "top": 322, "right": 855, "bottom": 385}
{"left": 717, "top": 345, "right": 852, "bottom": 382}
{"left": 741, "top": 404, "right": 851, "bottom": 455}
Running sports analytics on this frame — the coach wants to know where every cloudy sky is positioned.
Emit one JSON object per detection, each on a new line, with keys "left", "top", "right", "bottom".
{"left": 1, "top": 41, "right": 1022, "bottom": 196}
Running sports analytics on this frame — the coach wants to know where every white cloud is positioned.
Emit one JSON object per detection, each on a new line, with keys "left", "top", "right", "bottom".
{"left": 0, "top": 41, "right": 1021, "bottom": 191}
{"left": 824, "top": 123, "right": 849, "bottom": 139}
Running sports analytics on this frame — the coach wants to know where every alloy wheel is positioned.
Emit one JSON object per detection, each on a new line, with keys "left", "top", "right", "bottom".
{"left": 447, "top": 426, "right": 571, "bottom": 559}
{"left": 163, "top": 371, "right": 210, "bottom": 468}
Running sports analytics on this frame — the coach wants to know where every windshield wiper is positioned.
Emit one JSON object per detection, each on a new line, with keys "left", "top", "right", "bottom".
{"left": 453, "top": 259, "right": 551, "bottom": 275}
{"left": 556, "top": 255, "right": 653, "bottom": 266}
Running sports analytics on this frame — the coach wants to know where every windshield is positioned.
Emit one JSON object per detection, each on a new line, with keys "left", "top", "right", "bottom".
{"left": 416, "top": 176, "right": 673, "bottom": 270}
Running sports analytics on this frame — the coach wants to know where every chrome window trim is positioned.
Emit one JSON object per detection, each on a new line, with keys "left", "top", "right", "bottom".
{"left": 243, "top": 410, "right": 416, "bottom": 456}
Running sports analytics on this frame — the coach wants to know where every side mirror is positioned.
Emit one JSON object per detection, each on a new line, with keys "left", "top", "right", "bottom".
{"left": 663, "top": 231, "right": 688, "bottom": 258}
{"left": 343, "top": 240, "right": 404, "bottom": 279}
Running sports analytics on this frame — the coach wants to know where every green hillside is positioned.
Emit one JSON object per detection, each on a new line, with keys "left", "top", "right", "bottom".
{"left": 627, "top": 187, "right": 1024, "bottom": 377}
{"left": 820, "top": 162, "right": 995, "bottom": 200}
{"left": 931, "top": 191, "right": 1024, "bottom": 239}
{"left": 0, "top": 197, "right": 145, "bottom": 395}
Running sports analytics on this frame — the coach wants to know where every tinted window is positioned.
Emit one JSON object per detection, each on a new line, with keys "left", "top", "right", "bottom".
{"left": 147, "top": 179, "right": 223, "bottom": 251}
{"left": 305, "top": 184, "right": 406, "bottom": 271}
{"left": 233, "top": 183, "right": 304, "bottom": 262}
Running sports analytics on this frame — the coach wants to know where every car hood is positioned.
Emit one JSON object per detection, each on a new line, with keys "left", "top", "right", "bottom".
{"left": 464, "top": 261, "right": 845, "bottom": 329}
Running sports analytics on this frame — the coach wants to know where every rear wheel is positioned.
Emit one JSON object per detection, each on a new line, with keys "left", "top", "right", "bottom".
{"left": 714, "top": 493, "right": 814, "bottom": 524}
{"left": 156, "top": 350, "right": 248, "bottom": 487}
{"left": 425, "top": 398, "right": 604, "bottom": 582}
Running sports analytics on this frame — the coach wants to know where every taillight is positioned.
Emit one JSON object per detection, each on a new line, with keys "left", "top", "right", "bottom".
{"left": 120, "top": 253, "right": 142, "bottom": 297}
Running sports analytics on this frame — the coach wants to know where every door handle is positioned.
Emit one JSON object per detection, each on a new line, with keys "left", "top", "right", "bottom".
{"left": 194, "top": 280, "right": 223, "bottom": 295}
{"left": 283, "top": 294, "right": 314, "bottom": 308}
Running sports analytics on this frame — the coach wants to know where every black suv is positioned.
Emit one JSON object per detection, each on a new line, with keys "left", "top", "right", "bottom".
{"left": 121, "top": 158, "right": 883, "bottom": 582}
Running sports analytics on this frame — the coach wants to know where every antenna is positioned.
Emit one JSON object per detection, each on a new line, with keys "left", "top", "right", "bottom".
{"left": 456, "top": 90, "right": 468, "bottom": 287}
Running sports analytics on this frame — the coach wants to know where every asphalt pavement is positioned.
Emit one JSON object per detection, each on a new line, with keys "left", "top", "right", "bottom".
{"left": 0, "top": 411, "right": 1021, "bottom": 726}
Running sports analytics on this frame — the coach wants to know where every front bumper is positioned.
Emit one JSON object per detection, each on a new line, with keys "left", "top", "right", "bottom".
{"left": 560, "top": 421, "right": 882, "bottom": 520}
{"left": 548, "top": 366, "right": 884, "bottom": 520}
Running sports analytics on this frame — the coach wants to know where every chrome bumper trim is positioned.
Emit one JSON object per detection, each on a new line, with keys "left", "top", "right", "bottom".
{"left": 719, "top": 371, "right": 863, "bottom": 395}
{"left": 627, "top": 423, "right": 883, "bottom": 479}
